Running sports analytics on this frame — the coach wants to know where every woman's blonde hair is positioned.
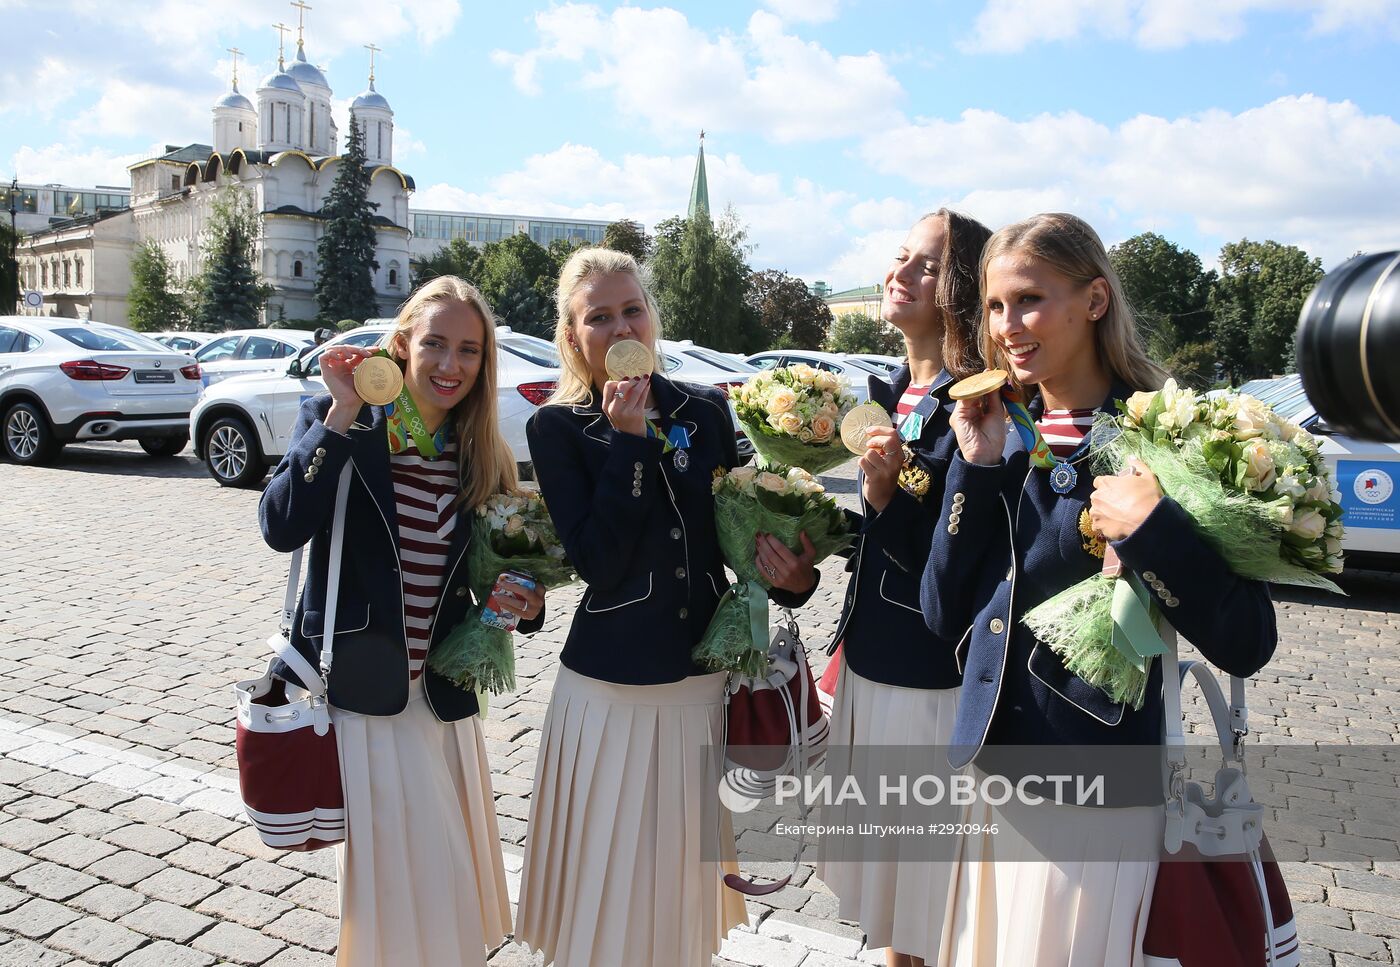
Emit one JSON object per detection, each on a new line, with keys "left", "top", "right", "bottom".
{"left": 548, "top": 246, "right": 663, "bottom": 407}
{"left": 979, "top": 213, "right": 1167, "bottom": 395}
{"left": 388, "top": 275, "right": 518, "bottom": 507}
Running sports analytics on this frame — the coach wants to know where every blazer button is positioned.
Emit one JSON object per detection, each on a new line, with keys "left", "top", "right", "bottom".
{"left": 312, "top": 455, "right": 324, "bottom": 467}
{"left": 675, "top": 567, "right": 686, "bottom": 579}
{"left": 989, "top": 618, "right": 1005, "bottom": 634}
{"left": 634, "top": 461, "right": 644, "bottom": 471}
{"left": 456, "top": 587, "right": 468, "bottom": 597}
{"left": 1142, "top": 571, "right": 1157, "bottom": 583}
{"left": 678, "top": 608, "right": 689, "bottom": 620}
{"left": 303, "top": 472, "right": 315, "bottom": 483}
{"left": 632, "top": 487, "right": 642, "bottom": 497}
{"left": 670, "top": 528, "right": 682, "bottom": 540}
{"left": 947, "top": 523, "right": 959, "bottom": 535}
{"left": 1166, "top": 596, "right": 1180, "bottom": 608}
{"left": 315, "top": 447, "right": 327, "bottom": 457}
{"left": 1005, "top": 567, "right": 1014, "bottom": 581}
{"left": 952, "top": 493, "right": 965, "bottom": 505}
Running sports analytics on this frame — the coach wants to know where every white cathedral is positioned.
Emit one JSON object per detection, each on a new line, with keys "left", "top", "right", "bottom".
{"left": 126, "top": 24, "right": 413, "bottom": 322}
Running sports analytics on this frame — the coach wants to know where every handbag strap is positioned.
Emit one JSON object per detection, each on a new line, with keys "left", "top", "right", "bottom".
{"left": 272, "top": 463, "right": 353, "bottom": 695}
{"left": 1161, "top": 627, "right": 1249, "bottom": 775}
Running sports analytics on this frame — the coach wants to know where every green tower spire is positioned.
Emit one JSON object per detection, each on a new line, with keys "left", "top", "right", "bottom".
{"left": 688, "top": 130, "right": 710, "bottom": 222}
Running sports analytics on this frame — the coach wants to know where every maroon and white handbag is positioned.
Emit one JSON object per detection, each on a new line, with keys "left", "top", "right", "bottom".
{"left": 1143, "top": 630, "right": 1299, "bottom": 966}
{"left": 234, "top": 466, "right": 351, "bottom": 851}
{"left": 720, "top": 609, "right": 829, "bottom": 895}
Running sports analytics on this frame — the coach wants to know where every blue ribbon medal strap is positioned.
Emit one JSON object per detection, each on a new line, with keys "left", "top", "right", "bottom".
{"left": 646, "top": 418, "right": 692, "bottom": 470}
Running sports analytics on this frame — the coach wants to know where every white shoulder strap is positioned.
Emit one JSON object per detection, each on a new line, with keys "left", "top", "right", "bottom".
{"left": 1162, "top": 626, "right": 1250, "bottom": 773}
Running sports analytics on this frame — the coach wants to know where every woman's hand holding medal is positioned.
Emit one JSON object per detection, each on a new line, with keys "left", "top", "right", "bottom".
{"left": 603, "top": 375, "right": 651, "bottom": 437}
{"left": 321, "top": 345, "right": 381, "bottom": 434}
{"left": 949, "top": 370, "right": 1011, "bottom": 467}
{"left": 858, "top": 425, "right": 905, "bottom": 512}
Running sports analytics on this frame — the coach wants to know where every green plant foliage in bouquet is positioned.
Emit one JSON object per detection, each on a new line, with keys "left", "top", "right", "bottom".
{"left": 692, "top": 465, "right": 854, "bottom": 677}
{"left": 730, "top": 363, "right": 858, "bottom": 474}
{"left": 428, "top": 492, "right": 577, "bottom": 695}
{"left": 1024, "top": 380, "right": 1345, "bottom": 709}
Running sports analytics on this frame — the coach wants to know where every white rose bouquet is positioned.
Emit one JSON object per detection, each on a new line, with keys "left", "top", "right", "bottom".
{"left": 730, "top": 364, "right": 857, "bottom": 474}
{"left": 429, "top": 492, "right": 576, "bottom": 694}
{"left": 1024, "top": 380, "right": 1345, "bottom": 709}
{"left": 692, "top": 465, "right": 854, "bottom": 677}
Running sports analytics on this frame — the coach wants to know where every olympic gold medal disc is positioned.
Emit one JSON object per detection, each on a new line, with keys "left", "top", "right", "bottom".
{"left": 605, "top": 339, "right": 654, "bottom": 381}
{"left": 353, "top": 354, "right": 404, "bottom": 407}
{"left": 948, "top": 368, "right": 1010, "bottom": 401}
{"left": 840, "top": 402, "right": 893, "bottom": 454}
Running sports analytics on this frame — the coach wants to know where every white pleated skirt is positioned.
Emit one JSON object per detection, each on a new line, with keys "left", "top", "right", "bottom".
{"left": 331, "top": 677, "right": 511, "bottom": 967}
{"left": 515, "top": 665, "right": 749, "bottom": 967}
{"left": 940, "top": 773, "right": 1163, "bottom": 967}
{"left": 816, "top": 659, "right": 964, "bottom": 961}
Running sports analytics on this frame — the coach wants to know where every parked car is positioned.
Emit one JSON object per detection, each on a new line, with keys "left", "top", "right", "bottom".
{"left": 658, "top": 340, "right": 758, "bottom": 460}
{"left": 663, "top": 339, "right": 760, "bottom": 377}
{"left": 149, "top": 331, "right": 217, "bottom": 354}
{"left": 0, "top": 316, "right": 202, "bottom": 464}
{"left": 844, "top": 353, "right": 903, "bottom": 374}
{"left": 193, "top": 329, "right": 316, "bottom": 386}
{"left": 190, "top": 325, "right": 560, "bottom": 487}
{"left": 1235, "top": 374, "right": 1400, "bottom": 570}
{"left": 743, "top": 349, "right": 889, "bottom": 404}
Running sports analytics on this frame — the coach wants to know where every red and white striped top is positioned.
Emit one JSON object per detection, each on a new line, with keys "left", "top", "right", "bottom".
{"left": 1037, "top": 408, "right": 1097, "bottom": 458}
{"left": 390, "top": 442, "right": 459, "bottom": 680}
{"left": 895, "top": 383, "right": 932, "bottom": 428}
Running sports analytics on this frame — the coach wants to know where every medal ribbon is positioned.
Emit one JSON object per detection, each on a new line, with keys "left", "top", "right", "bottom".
{"left": 644, "top": 417, "right": 676, "bottom": 453}
{"left": 999, "top": 386, "right": 1057, "bottom": 470}
{"left": 383, "top": 353, "right": 447, "bottom": 458}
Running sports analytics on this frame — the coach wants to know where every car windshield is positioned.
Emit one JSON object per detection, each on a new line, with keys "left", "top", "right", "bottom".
{"left": 683, "top": 347, "right": 755, "bottom": 372}
{"left": 53, "top": 327, "right": 160, "bottom": 352}
{"left": 500, "top": 337, "right": 560, "bottom": 368}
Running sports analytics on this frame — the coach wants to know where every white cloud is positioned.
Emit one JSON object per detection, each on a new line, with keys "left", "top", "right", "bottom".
{"left": 961, "top": 0, "right": 1400, "bottom": 52}
{"left": 492, "top": 5, "right": 904, "bottom": 142}
{"left": 760, "top": 0, "right": 844, "bottom": 24}
{"left": 8, "top": 142, "right": 161, "bottom": 186}
{"left": 861, "top": 95, "right": 1400, "bottom": 267}
{"left": 70, "top": 79, "right": 209, "bottom": 142}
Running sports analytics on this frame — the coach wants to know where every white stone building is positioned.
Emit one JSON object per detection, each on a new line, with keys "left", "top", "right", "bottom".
{"left": 16, "top": 28, "right": 413, "bottom": 326}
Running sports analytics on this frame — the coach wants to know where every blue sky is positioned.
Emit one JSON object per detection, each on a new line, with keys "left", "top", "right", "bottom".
{"left": 3, "top": 0, "right": 1398, "bottom": 289}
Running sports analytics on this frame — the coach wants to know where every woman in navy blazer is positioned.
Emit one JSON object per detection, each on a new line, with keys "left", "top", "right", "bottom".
{"left": 259, "top": 278, "right": 544, "bottom": 967}
{"left": 815, "top": 209, "right": 991, "bottom": 967}
{"left": 514, "top": 247, "right": 818, "bottom": 967}
{"left": 919, "top": 214, "right": 1277, "bottom": 966}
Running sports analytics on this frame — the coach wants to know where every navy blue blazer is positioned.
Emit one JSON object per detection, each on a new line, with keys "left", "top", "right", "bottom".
{"left": 527, "top": 375, "right": 817, "bottom": 685}
{"left": 919, "top": 385, "right": 1278, "bottom": 777}
{"left": 259, "top": 395, "right": 543, "bottom": 721}
{"left": 830, "top": 366, "right": 963, "bottom": 689}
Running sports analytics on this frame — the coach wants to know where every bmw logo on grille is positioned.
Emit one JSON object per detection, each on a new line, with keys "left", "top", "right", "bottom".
{"left": 154, "top": 360, "right": 162, "bottom": 367}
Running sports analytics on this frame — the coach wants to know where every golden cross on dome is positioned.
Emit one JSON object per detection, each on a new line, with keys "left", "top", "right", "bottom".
{"left": 364, "top": 42, "right": 381, "bottom": 83}
{"left": 272, "top": 23, "right": 290, "bottom": 68}
{"left": 291, "top": 1, "right": 312, "bottom": 47}
{"left": 699, "top": 129, "right": 706, "bottom": 143}
{"left": 227, "top": 47, "right": 243, "bottom": 86}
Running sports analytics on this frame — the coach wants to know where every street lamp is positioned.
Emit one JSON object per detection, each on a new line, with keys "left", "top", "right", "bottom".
{"left": 7, "top": 176, "right": 17, "bottom": 312}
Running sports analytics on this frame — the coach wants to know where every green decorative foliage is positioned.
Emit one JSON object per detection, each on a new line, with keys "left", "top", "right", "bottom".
{"left": 824, "top": 311, "right": 903, "bottom": 355}
{"left": 189, "top": 186, "right": 271, "bottom": 331}
{"left": 127, "top": 241, "right": 189, "bottom": 332}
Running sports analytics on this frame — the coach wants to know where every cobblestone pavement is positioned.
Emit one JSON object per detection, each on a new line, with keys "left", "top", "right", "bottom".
{"left": 2, "top": 440, "right": 1398, "bottom": 966}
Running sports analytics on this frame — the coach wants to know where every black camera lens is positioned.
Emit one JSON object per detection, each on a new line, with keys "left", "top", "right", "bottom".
{"left": 1296, "top": 251, "right": 1400, "bottom": 442}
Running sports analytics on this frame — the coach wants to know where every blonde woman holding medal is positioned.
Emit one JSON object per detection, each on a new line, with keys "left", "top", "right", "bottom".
{"left": 919, "top": 214, "right": 1276, "bottom": 965}
{"left": 259, "top": 276, "right": 546, "bottom": 967}
{"left": 515, "top": 247, "right": 820, "bottom": 967}
{"left": 816, "top": 209, "right": 991, "bottom": 967}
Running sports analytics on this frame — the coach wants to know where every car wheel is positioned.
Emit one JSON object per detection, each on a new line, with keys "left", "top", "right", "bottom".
{"left": 203, "top": 416, "right": 266, "bottom": 487}
{"left": 3, "top": 402, "right": 62, "bottom": 465}
{"left": 139, "top": 432, "right": 189, "bottom": 457}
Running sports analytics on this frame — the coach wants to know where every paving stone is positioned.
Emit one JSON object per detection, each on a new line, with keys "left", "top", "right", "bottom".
{"left": 32, "top": 833, "right": 120, "bottom": 870}
{"left": 0, "top": 816, "right": 63, "bottom": 851}
{"left": 0, "top": 935, "right": 75, "bottom": 966}
{"left": 218, "top": 859, "right": 302, "bottom": 895}
{"left": 196, "top": 887, "right": 296, "bottom": 928}
{"left": 263, "top": 910, "right": 338, "bottom": 953}
{"left": 192, "top": 921, "right": 286, "bottom": 965}
{"left": 10, "top": 861, "right": 102, "bottom": 902}
{"left": 69, "top": 883, "right": 148, "bottom": 919}
{"left": 135, "top": 867, "right": 222, "bottom": 906}
{"left": 262, "top": 947, "right": 336, "bottom": 967}
{"left": 278, "top": 878, "right": 338, "bottom": 918}
{"left": 114, "top": 939, "right": 217, "bottom": 967}
{"left": 0, "top": 897, "right": 81, "bottom": 939}
{"left": 84, "top": 849, "right": 166, "bottom": 887}
{"left": 119, "top": 899, "right": 216, "bottom": 943}
{"left": 44, "top": 917, "right": 146, "bottom": 962}
{"left": 103, "top": 823, "right": 188, "bottom": 857}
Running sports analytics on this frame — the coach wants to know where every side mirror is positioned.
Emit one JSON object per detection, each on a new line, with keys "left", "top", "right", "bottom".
{"left": 286, "top": 358, "right": 304, "bottom": 378}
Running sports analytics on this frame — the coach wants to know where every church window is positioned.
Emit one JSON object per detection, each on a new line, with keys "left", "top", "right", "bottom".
{"left": 293, "top": 260, "right": 303, "bottom": 278}
{"left": 40, "top": 263, "right": 47, "bottom": 288}
{"left": 238, "top": 122, "right": 243, "bottom": 132}
{"left": 388, "top": 268, "right": 398, "bottom": 287}
{"left": 63, "top": 260, "right": 70, "bottom": 287}
{"left": 171, "top": 175, "right": 180, "bottom": 192}
{"left": 75, "top": 259, "right": 82, "bottom": 287}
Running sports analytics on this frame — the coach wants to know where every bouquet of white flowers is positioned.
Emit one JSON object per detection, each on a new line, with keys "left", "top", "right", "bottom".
{"left": 1023, "top": 379, "right": 1344, "bottom": 708}
{"left": 730, "top": 364, "right": 858, "bottom": 474}
{"left": 429, "top": 492, "right": 576, "bottom": 694}
{"left": 693, "top": 465, "right": 854, "bottom": 677}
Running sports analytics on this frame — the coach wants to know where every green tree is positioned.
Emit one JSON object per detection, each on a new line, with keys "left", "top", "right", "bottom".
{"left": 316, "top": 114, "right": 381, "bottom": 323}
{"left": 747, "top": 269, "right": 833, "bottom": 350}
{"left": 1108, "top": 232, "right": 1217, "bottom": 388}
{"left": 1209, "top": 239, "right": 1324, "bottom": 383}
{"left": 0, "top": 223, "right": 18, "bottom": 312}
{"left": 127, "top": 241, "right": 188, "bottom": 332}
{"left": 826, "top": 311, "right": 903, "bottom": 355}
{"left": 649, "top": 209, "right": 758, "bottom": 352}
{"left": 474, "top": 232, "right": 556, "bottom": 337}
{"left": 414, "top": 237, "right": 481, "bottom": 290}
{"left": 190, "top": 185, "right": 270, "bottom": 330}
{"left": 602, "top": 219, "right": 652, "bottom": 263}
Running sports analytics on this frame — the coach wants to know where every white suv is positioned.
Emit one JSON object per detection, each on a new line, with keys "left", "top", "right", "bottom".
{"left": 194, "top": 329, "right": 316, "bottom": 386}
{"left": 190, "top": 325, "right": 560, "bottom": 487}
{"left": 0, "top": 316, "right": 202, "bottom": 464}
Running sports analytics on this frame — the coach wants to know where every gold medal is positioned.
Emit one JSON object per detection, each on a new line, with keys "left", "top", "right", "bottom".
{"left": 839, "top": 402, "right": 893, "bottom": 454}
{"left": 353, "top": 354, "right": 404, "bottom": 407}
{"left": 948, "top": 368, "right": 1009, "bottom": 401}
{"left": 605, "top": 339, "right": 655, "bottom": 381}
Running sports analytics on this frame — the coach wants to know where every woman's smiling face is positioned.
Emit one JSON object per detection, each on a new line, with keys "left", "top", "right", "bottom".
{"left": 393, "top": 299, "right": 486, "bottom": 424}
